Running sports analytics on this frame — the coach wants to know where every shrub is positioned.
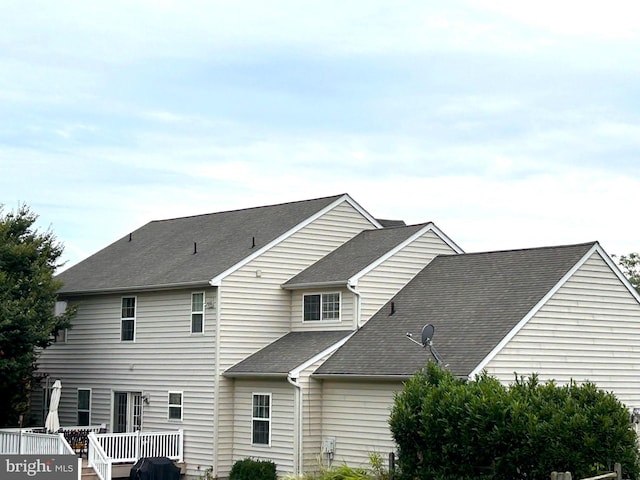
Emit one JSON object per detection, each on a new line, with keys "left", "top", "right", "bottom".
{"left": 389, "top": 362, "right": 640, "bottom": 480}
{"left": 229, "top": 458, "right": 277, "bottom": 480}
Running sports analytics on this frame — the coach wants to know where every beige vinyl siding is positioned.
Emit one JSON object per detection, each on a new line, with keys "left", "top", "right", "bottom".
{"left": 485, "top": 251, "right": 640, "bottom": 408}
{"left": 301, "top": 364, "right": 328, "bottom": 472}
{"left": 320, "top": 380, "right": 400, "bottom": 469}
{"left": 231, "top": 380, "right": 295, "bottom": 476}
{"left": 357, "top": 230, "right": 457, "bottom": 323}
{"left": 218, "top": 200, "right": 374, "bottom": 370}
{"left": 291, "top": 288, "right": 356, "bottom": 331}
{"left": 216, "top": 200, "right": 375, "bottom": 475}
{"left": 36, "top": 288, "right": 218, "bottom": 476}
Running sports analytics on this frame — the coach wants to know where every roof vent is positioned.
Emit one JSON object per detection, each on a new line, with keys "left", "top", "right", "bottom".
{"left": 251, "top": 236, "right": 256, "bottom": 248}
{"left": 193, "top": 242, "right": 197, "bottom": 254}
{"left": 390, "top": 302, "right": 395, "bottom": 315}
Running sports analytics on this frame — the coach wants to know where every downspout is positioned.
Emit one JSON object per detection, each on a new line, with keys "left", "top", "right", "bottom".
{"left": 212, "top": 284, "right": 221, "bottom": 476}
{"left": 287, "top": 374, "right": 303, "bottom": 477}
{"left": 347, "top": 281, "right": 362, "bottom": 330}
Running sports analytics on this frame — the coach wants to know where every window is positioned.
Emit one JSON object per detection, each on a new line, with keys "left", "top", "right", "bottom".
{"left": 77, "top": 389, "right": 91, "bottom": 426}
{"left": 168, "top": 391, "right": 183, "bottom": 420}
{"left": 303, "top": 293, "right": 340, "bottom": 321}
{"left": 53, "top": 301, "right": 67, "bottom": 343}
{"left": 252, "top": 393, "right": 271, "bottom": 446}
{"left": 121, "top": 297, "right": 136, "bottom": 341}
{"left": 191, "top": 292, "right": 204, "bottom": 333}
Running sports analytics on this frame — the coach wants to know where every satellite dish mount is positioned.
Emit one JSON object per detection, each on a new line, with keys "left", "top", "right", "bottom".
{"left": 406, "top": 323, "right": 445, "bottom": 365}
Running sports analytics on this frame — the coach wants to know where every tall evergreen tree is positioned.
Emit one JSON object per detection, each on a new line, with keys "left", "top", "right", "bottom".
{"left": 0, "top": 205, "right": 74, "bottom": 427}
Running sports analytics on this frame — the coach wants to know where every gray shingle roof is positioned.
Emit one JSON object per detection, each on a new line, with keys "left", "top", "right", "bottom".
{"left": 314, "top": 242, "right": 596, "bottom": 378}
{"left": 56, "top": 194, "right": 348, "bottom": 294}
{"left": 283, "top": 223, "right": 432, "bottom": 287}
{"left": 224, "top": 331, "right": 352, "bottom": 376}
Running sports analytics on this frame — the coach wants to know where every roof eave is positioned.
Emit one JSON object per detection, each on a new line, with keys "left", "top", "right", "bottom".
{"left": 58, "top": 280, "right": 214, "bottom": 296}
{"left": 281, "top": 281, "right": 348, "bottom": 290}
{"left": 311, "top": 373, "right": 413, "bottom": 381}
{"left": 223, "top": 372, "right": 289, "bottom": 379}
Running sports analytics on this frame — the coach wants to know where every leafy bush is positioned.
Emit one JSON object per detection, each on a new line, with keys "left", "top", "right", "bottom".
{"left": 281, "top": 452, "right": 389, "bottom": 480}
{"left": 389, "top": 362, "right": 640, "bottom": 480}
{"left": 229, "top": 458, "right": 277, "bottom": 480}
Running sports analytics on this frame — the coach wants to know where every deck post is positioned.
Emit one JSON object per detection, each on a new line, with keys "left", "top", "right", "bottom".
{"left": 135, "top": 430, "right": 141, "bottom": 461}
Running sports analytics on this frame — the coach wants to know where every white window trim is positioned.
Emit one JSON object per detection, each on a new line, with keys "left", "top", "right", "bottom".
{"left": 120, "top": 296, "right": 137, "bottom": 342}
{"left": 168, "top": 391, "right": 183, "bottom": 421}
{"left": 53, "top": 301, "right": 68, "bottom": 343}
{"left": 251, "top": 392, "right": 272, "bottom": 447}
{"left": 77, "top": 388, "right": 92, "bottom": 426}
{"left": 191, "top": 292, "right": 205, "bottom": 334}
{"left": 302, "top": 292, "right": 342, "bottom": 322}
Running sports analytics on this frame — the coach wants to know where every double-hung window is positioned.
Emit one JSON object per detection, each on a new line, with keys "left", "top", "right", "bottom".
{"left": 168, "top": 391, "right": 183, "bottom": 421}
{"left": 121, "top": 297, "right": 136, "bottom": 341}
{"left": 252, "top": 393, "right": 271, "bottom": 446}
{"left": 191, "top": 292, "right": 204, "bottom": 334}
{"left": 303, "top": 293, "right": 340, "bottom": 321}
{"left": 77, "top": 389, "right": 91, "bottom": 426}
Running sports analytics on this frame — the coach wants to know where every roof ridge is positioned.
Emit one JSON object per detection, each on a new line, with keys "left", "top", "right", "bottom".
{"left": 149, "top": 193, "right": 347, "bottom": 223}
{"left": 458, "top": 241, "right": 597, "bottom": 257}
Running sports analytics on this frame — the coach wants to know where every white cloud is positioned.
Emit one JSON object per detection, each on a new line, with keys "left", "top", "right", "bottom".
{"left": 1, "top": 0, "right": 640, "bottom": 274}
{"left": 471, "top": 0, "right": 640, "bottom": 40}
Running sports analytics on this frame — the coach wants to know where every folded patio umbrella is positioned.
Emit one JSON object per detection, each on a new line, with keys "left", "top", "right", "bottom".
{"left": 45, "top": 379, "right": 62, "bottom": 433}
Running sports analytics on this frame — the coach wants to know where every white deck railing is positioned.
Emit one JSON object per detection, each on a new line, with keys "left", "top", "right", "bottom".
{"left": 88, "top": 432, "right": 111, "bottom": 480}
{"left": 96, "top": 430, "right": 184, "bottom": 463}
{"left": 0, "top": 430, "right": 72, "bottom": 455}
{"left": 0, "top": 431, "right": 82, "bottom": 480}
{"left": 1, "top": 428, "right": 183, "bottom": 480}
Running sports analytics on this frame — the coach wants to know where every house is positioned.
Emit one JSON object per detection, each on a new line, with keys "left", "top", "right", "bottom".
{"left": 37, "top": 193, "right": 461, "bottom": 478}
{"left": 311, "top": 241, "right": 640, "bottom": 466}
{"left": 35, "top": 194, "right": 640, "bottom": 477}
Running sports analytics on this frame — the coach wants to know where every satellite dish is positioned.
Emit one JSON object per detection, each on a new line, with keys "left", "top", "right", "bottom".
{"left": 405, "top": 323, "right": 447, "bottom": 367}
{"left": 421, "top": 324, "right": 435, "bottom": 347}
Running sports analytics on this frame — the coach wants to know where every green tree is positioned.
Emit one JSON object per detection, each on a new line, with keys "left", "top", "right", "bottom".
{"left": 389, "top": 362, "right": 640, "bottom": 480}
{"left": 615, "top": 253, "right": 640, "bottom": 293}
{"left": 0, "top": 205, "right": 75, "bottom": 427}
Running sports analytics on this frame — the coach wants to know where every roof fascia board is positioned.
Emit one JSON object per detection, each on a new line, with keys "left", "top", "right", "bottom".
{"left": 289, "top": 332, "right": 355, "bottom": 379}
{"left": 468, "top": 242, "right": 600, "bottom": 379}
{"left": 344, "top": 195, "right": 383, "bottom": 229}
{"left": 348, "top": 223, "right": 462, "bottom": 286}
{"left": 596, "top": 244, "right": 640, "bottom": 305}
{"left": 210, "top": 194, "right": 379, "bottom": 286}
{"left": 429, "top": 223, "right": 465, "bottom": 255}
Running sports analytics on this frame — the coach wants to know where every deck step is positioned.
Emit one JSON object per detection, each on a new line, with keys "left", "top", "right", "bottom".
{"left": 81, "top": 465, "right": 99, "bottom": 480}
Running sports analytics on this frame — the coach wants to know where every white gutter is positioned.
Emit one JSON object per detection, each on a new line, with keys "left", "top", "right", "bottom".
{"left": 285, "top": 332, "right": 355, "bottom": 476}
{"left": 213, "top": 286, "right": 221, "bottom": 476}
{"left": 346, "top": 282, "right": 362, "bottom": 329}
{"left": 287, "top": 374, "right": 303, "bottom": 477}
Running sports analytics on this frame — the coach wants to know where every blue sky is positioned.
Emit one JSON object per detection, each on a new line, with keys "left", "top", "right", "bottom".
{"left": 1, "top": 0, "right": 639, "bottom": 271}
